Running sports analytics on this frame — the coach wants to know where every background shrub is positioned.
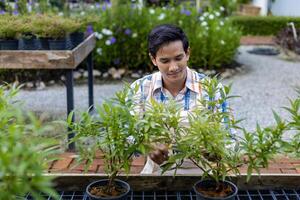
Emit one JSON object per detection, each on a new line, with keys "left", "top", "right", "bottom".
{"left": 89, "top": 3, "right": 241, "bottom": 71}
{"left": 230, "top": 16, "right": 300, "bottom": 36}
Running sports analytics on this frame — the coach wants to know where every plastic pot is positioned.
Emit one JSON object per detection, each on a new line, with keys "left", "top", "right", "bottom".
{"left": 19, "top": 37, "right": 38, "bottom": 50}
{"left": 86, "top": 179, "right": 130, "bottom": 200}
{"left": 0, "top": 39, "right": 18, "bottom": 50}
{"left": 48, "top": 39, "right": 67, "bottom": 50}
{"left": 193, "top": 180, "right": 238, "bottom": 200}
{"left": 68, "top": 31, "right": 84, "bottom": 49}
{"left": 37, "top": 38, "right": 50, "bottom": 50}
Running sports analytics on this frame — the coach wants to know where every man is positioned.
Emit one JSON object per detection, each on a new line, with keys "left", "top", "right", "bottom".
{"left": 131, "top": 24, "right": 228, "bottom": 173}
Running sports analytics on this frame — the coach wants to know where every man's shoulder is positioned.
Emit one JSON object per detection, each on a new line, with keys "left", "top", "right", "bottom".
{"left": 130, "top": 71, "right": 159, "bottom": 88}
{"left": 187, "top": 67, "right": 207, "bottom": 82}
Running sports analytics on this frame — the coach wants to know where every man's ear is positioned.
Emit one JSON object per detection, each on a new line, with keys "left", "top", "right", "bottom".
{"left": 149, "top": 53, "right": 157, "bottom": 66}
{"left": 186, "top": 47, "right": 190, "bottom": 61}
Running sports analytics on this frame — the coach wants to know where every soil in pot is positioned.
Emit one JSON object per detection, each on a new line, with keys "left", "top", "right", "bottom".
{"left": 86, "top": 179, "right": 130, "bottom": 200}
{"left": 194, "top": 180, "right": 238, "bottom": 200}
{"left": 89, "top": 184, "right": 127, "bottom": 197}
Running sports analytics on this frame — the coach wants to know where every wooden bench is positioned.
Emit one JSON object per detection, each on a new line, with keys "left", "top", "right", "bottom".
{"left": 0, "top": 33, "right": 96, "bottom": 150}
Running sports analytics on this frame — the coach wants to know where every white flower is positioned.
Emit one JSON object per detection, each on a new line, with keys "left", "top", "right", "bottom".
{"left": 132, "top": 33, "right": 138, "bottom": 38}
{"left": 201, "top": 21, "right": 208, "bottom": 27}
{"left": 58, "top": 12, "right": 64, "bottom": 16}
{"left": 203, "top": 12, "right": 209, "bottom": 17}
{"left": 102, "top": 28, "right": 113, "bottom": 35}
{"left": 162, "top": 7, "right": 166, "bottom": 10}
{"left": 27, "top": 4, "right": 32, "bottom": 12}
{"left": 199, "top": 16, "right": 205, "bottom": 21}
{"left": 96, "top": 48, "right": 102, "bottom": 55}
{"left": 90, "top": 5, "right": 95, "bottom": 9}
{"left": 215, "top": 11, "right": 221, "bottom": 17}
{"left": 220, "top": 21, "right": 224, "bottom": 26}
{"left": 209, "top": 14, "right": 214, "bottom": 20}
{"left": 220, "top": 40, "right": 225, "bottom": 45}
{"left": 95, "top": 32, "right": 103, "bottom": 40}
{"left": 158, "top": 13, "right": 166, "bottom": 20}
{"left": 149, "top": 8, "right": 155, "bottom": 14}
{"left": 80, "top": 11, "right": 85, "bottom": 16}
{"left": 220, "top": 6, "right": 225, "bottom": 11}
{"left": 105, "top": 40, "right": 111, "bottom": 46}
{"left": 127, "top": 135, "right": 135, "bottom": 144}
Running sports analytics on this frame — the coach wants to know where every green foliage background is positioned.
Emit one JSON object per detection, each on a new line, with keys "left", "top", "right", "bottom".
{"left": 230, "top": 16, "right": 300, "bottom": 36}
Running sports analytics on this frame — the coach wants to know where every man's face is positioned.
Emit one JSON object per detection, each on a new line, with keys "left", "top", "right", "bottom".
{"left": 150, "top": 40, "right": 190, "bottom": 85}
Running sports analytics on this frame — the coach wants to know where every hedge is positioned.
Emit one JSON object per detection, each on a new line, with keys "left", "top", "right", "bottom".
{"left": 230, "top": 16, "right": 300, "bottom": 36}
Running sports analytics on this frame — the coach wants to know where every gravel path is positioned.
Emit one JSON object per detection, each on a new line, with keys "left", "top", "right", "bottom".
{"left": 16, "top": 46, "right": 300, "bottom": 131}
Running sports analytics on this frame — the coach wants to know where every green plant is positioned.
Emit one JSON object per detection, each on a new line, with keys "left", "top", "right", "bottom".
{"left": 158, "top": 77, "right": 286, "bottom": 196}
{"left": 18, "top": 15, "right": 36, "bottom": 39}
{"left": 31, "top": 15, "right": 76, "bottom": 39}
{"left": 189, "top": 10, "right": 241, "bottom": 69}
{"left": 31, "top": 14, "right": 55, "bottom": 38}
{"left": 236, "top": 0, "right": 252, "bottom": 4}
{"left": 68, "top": 85, "right": 152, "bottom": 197}
{"left": 230, "top": 16, "right": 300, "bottom": 36}
{"left": 208, "top": 0, "right": 239, "bottom": 16}
{"left": 16, "top": 0, "right": 29, "bottom": 15}
{"left": 282, "top": 87, "right": 300, "bottom": 157}
{"left": 0, "top": 84, "right": 59, "bottom": 200}
{"left": 0, "top": 14, "right": 20, "bottom": 39}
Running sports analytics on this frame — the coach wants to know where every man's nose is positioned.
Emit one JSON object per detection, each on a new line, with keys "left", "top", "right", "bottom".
{"left": 169, "top": 61, "right": 179, "bottom": 72}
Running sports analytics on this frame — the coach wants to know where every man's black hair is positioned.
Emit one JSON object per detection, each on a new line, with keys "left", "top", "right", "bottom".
{"left": 148, "top": 24, "right": 189, "bottom": 58}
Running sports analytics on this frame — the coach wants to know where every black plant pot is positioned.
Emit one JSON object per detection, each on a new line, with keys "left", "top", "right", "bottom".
{"left": 86, "top": 179, "right": 130, "bottom": 200}
{"left": 193, "top": 180, "right": 238, "bottom": 200}
{"left": 38, "top": 38, "right": 50, "bottom": 50}
{"left": 48, "top": 39, "right": 67, "bottom": 50}
{"left": 68, "top": 31, "right": 84, "bottom": 49}
{"left": 19, "top": 37, "right": 38, "bottom": 50}
{"left": 0, "top": 39, "right": 18, "bottom": 50}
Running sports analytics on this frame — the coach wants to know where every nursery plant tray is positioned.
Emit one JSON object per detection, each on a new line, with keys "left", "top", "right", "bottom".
{"left": 24, "top": 189, "right": 300, "bottom": 200}
{"left": 0, "top": 34, "right": 96, "bottom": 69}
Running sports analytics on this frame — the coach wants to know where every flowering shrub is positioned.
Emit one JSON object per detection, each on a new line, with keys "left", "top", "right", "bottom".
{"left": 86, "top": 3, "right": 241, "bottom": 71}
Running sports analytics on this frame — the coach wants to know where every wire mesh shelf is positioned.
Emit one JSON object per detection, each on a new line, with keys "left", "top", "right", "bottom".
{"left": 24, "top": 189, "right": 300, "bottom": 200}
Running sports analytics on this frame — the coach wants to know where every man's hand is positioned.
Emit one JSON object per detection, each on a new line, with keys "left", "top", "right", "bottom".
{"left": 149, "top": 144, "right": 169, "bottom": 165}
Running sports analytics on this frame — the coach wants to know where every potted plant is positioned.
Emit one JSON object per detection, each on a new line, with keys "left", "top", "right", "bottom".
{"left": 67, "top": 19, "right": 85, "bottom": 49}
{"left": 68, "top": 85, "right": 153, "bottom": 199}
{"left": 31, "top": 14, "right": 56, "bottom": 50}
{"left": 68, "top": 14, "right": 99, "bottom": 49}
{"left": 0, "top": 15, "right": 20, "bottom": 50}
{"left": 18, "top": 15, "right": 39, "bottom": 50}
{"left": 159, "top": 77, "right": 286, "bottom": 200}
{"left": 0, "top": 84, "right": 59, "bottom": 199}
{"left": 41, "top": 15, "right": 69, "bottom": 50}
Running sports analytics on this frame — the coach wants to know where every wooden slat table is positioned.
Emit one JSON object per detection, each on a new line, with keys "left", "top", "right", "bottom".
{"left": 0, "top": 33, "right": 96, "bottom": 150}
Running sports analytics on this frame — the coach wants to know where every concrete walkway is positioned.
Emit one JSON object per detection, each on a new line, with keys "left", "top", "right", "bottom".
{"left": 16, "top": 46, "right": 300, "bottom": 131}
